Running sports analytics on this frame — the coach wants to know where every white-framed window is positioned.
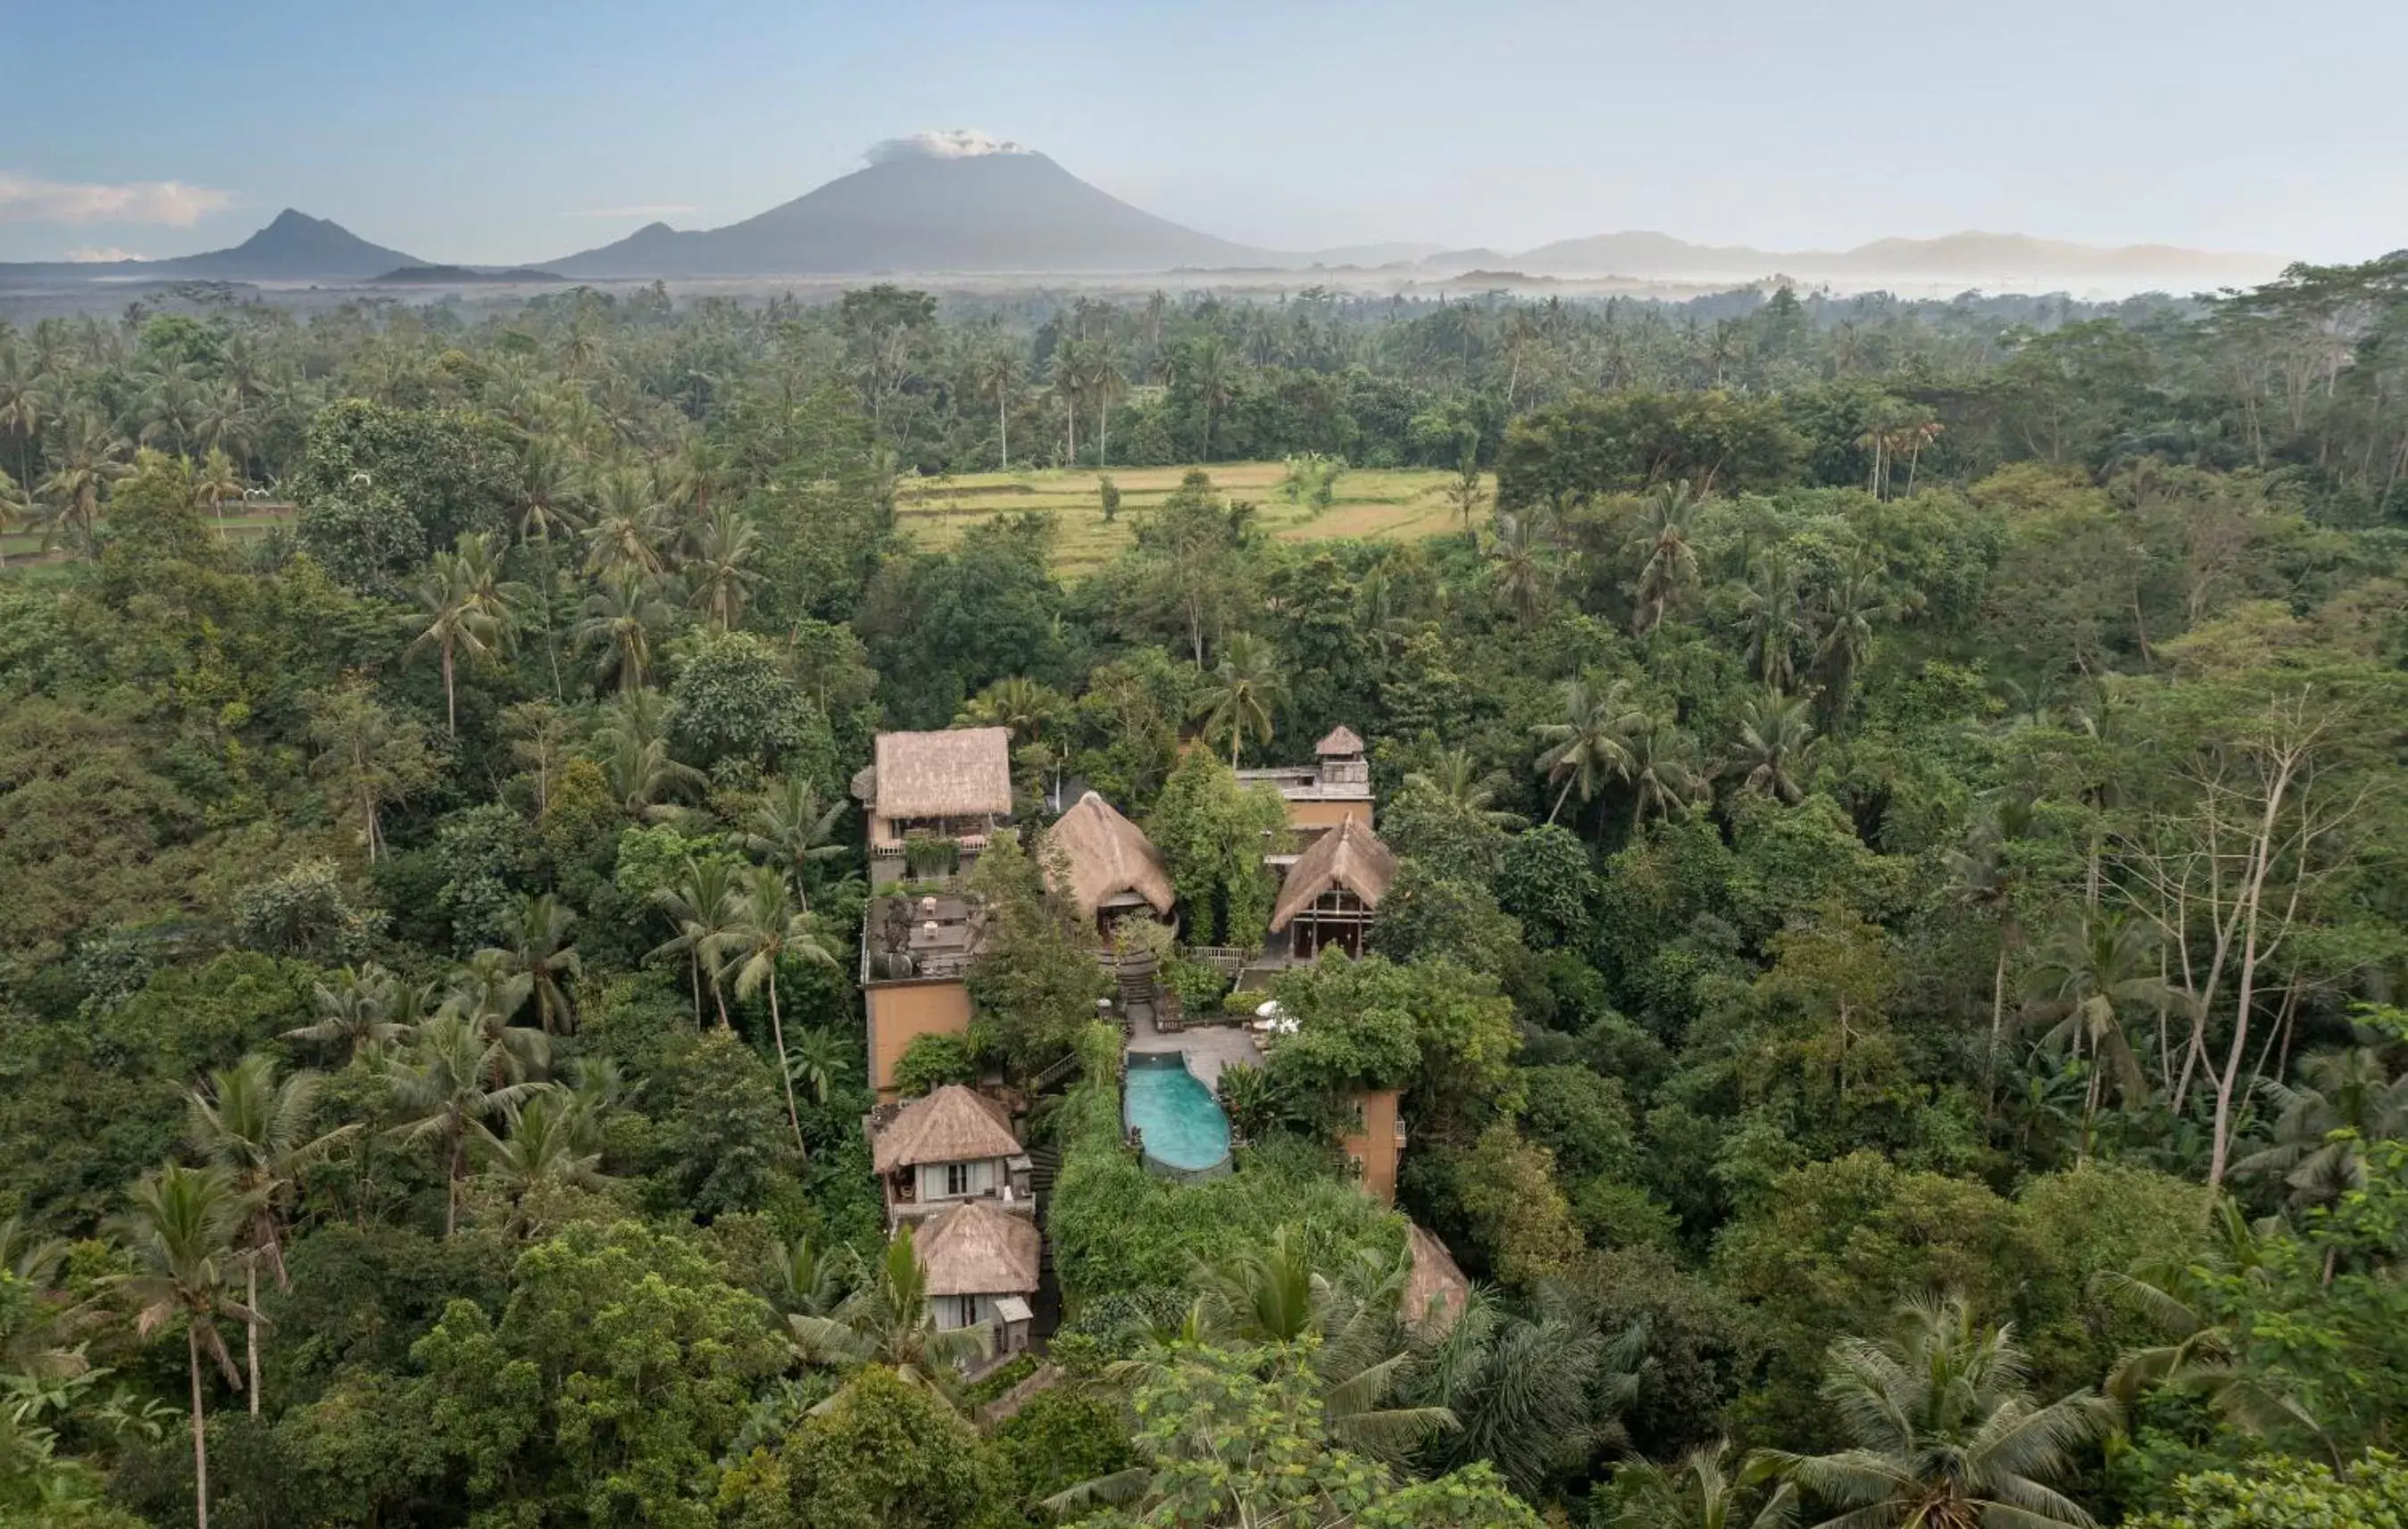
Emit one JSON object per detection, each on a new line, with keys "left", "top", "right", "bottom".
{"left": 946, "top": 1162, "right": 971, "bottom": 1196}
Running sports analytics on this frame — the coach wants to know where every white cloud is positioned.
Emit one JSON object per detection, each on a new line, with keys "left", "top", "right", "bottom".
{"left": 0, "top": 172, "right": 233, "bottom": 227}
{"left": 865, "top": 129, "right": 1030, "bottom": 165}
{"left": 563, "top": 203, "right": 697, "bottom": 219}
{"left": 64, "top": 245, "right": 144, "bottom": 262}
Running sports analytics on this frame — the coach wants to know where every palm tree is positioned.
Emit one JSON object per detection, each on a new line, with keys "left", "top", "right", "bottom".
{"left": 287, "top": 964, "right": 409, "bottom": 1062}
{"left": 2235, "top": 1043, "right": 2408, "bottom": 1211}
{"left": 783, "top": 1028, "right": 854, "bottom": 1109}
{"left": 1194, "top": 633, "right": 1287, "bottom": 768}
{"left": 1729, "top": 690, "right": 1820, "bottom": 804}
{"left": 956, "top": 675, "right": 1064, "bottom": 749}
{"left": 1627, "top": 722, "right": 1704, "bottom": 828}
{"left": 513, "top": 434, "right": 586, "bottom": 544}
{"left": 1632, "top": 483, "right": 1704, "bottom": 636}
{"left": 438, "top": 951, "right": 552, "bottom": 1085}
{"left": 1487, "top": 510, "right": 1554, "bottom": 625}
{"left": 650, "top": 858, "right": 744, "bottom": 1027}
{"left": 974, "top": 347, "right": 1022, "bottom": 470}
{"left": 581, "top": 465, "right": 669, "bottom": 577}
{"left": 598, "top": 729, "right": 706, "bottom": 821}
{"left": 683, "top": 503, "right": 762, "bottom": 631}
{"left": 37, "top": 411, "right": 127, "bottom": 561}
{"left": 787, "top": 1226, "right": 991, "bottom": 1405}
{"left": 737, "top": 776, "right": 850, "bottom": 903}
{"left": 386, "top": 1012, "right": 545, "bottom": 1237}
{"left": 1403, "top": 748, "right": 1524, "bottom": 829}
{"left": 1750, "top": 1294, "right": 2115, "bottom": 1529}
{"left": 1946, "top": 796, "right": 2037, "bottom": 1106}
{"left": 1182, "top": 336, "right": 1235, "bottom": 461}
{"left": 1739, "top": 548, "right": 1806, "bottom": 691}
{"left": 193, "top": 446, "right": 243, "bottom": 538}
{"left": 1532, "top": 677, "right": 1646, "bottom": 827}
{"left": 1088, "top": 337, "right": 1129, "bottom": 467}
{"left": 1416, "top": 1289, "right": 1642, "bottom": 1497}
{"left": 1815, "top": 549, "right": 1891, "bottom": 730}
{"left": 722, "top": 866, "right": 839, "bottom": 1153}
{"left": 403, "top": 531, "right": 518, "bottom": 737}
{"left": 576, "top": 570, "right": 671, "bottom": 693}
{"left": 470, "top": 1088, "right": 606, "bottom": 1236}
{"left": 112, "top": 1163, "right": 261, "bottom": 1529}
{"left": 2024, "top": 911, "right": 2166, "bottom": 1140}
{"left": 504, "top": 701, "right": 577, "bottom": 815}
{"left": 771, "top": 1234, "right": 855, "bottom": 1318}
{"left": 486, "top": 893, "right": 583, "bottom": 1035}
{"left": 2089, "top": 1204, "right": 2323, "bottom": 1446}
{"left": 184, "top": 1055, "right": 355, "bottom": 1413}
{"left": 1615, "top": 1440, "right": 1782, "bottom": 1529}
{"left": 1051, "top": 337, "right": 1087, "bottom": 464}
{"left": 0, "top": 465, "right": 29, "bottom": 569}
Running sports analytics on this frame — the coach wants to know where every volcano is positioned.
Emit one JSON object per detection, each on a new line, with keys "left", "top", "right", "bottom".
{"left": 546, "top": 138, "right": 1271, "bottom": 278}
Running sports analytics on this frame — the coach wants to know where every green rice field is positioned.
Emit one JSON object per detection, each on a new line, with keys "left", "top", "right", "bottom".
{"left": 894, "top": 461, "right": 1483, "bottom": 574}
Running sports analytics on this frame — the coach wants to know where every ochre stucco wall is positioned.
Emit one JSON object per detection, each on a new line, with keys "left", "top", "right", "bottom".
{"left": 866, "top": 980, "right": 973, "bottom": 1096}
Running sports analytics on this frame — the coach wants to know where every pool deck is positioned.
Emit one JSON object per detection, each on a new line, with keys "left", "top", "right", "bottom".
{"left": 1125, "top": 1004, "right": 1262, "bottom": 1093}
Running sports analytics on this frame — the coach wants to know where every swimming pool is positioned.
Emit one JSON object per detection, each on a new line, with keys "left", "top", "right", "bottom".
{"left": 1123, "top": 1051, "right": 1233, "bottom": 1175}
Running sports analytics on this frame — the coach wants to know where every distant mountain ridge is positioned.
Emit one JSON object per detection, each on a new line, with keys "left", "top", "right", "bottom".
{"left": 0, "top": 209, "right": 420, "bottom": 283}
{"left": 1497, "top": 228, "right": 2281, "bottom": 283}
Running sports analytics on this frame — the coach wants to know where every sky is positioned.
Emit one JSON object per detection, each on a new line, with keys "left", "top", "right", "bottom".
{"left": 3, "top": 0, "right": 2404, "bottom": 266}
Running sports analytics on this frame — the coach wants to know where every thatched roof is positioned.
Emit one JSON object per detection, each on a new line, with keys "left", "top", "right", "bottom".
{"left": 1315, "top": 725, "right": 1366, "bottom": 756}
{"left": 1270, "top": 819, "right": 1399, "bottom": 931}
{"left": 915, "top": 1198, "right": 1041, "bottom": 1297}
{"left": 1404, "top": 1224, "right": 1471, "bottom": 1333}
{"left": 874, "top": 728, "right": 1012, "bottom": 820}
{"left": 871, "top": 1085, "right": 1021, "bottom": 1173}
{"left": 1045, "top": 792, "right": 1175, "bottom": 918}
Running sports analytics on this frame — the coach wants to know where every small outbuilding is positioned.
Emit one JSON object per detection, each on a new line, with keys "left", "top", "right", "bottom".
{"left": 1045, "top": 790, "right": 1176, "bottom": 931}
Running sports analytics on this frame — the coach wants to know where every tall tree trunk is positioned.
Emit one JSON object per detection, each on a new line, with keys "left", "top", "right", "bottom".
{"left": 445, "top": 1134, "right": 461, "bottom": 1239}
{"left": 246, "top": 1261, "right": 260, "bottom": 1415}
{"left": 997, "top": 393, "right": 1008, "bottom": 471}
{"left": 188, "top": 1326, "right": 211, "bottom": 1529}
{"left": 767, "top": 970, "right": 806, "bottom": 1158}
{"left": 441, "top": 641, "right": 457, "bottom": 738}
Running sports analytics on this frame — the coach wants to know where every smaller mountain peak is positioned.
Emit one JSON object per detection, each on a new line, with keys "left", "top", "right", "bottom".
{"left": 263, "top": 208, "right": 320, "bottom": 229}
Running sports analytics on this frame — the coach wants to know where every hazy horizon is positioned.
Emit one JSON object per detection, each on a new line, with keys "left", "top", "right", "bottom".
{"left": 5, "top": 0, "right": 2404, "bottom": 269}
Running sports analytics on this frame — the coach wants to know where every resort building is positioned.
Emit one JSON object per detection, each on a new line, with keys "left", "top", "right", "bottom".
{"left": 1338, "top": 1085, "right": 1408, "bottom": 1205}
{"left": 1237, "top": 725, "right": 1375, "bottom": 843}
{"left": 1044, "top": 790, "right": 1176, "bottom": 937}
{"left": 856, "top": 727, "right": 1014, "bottom": 890}
{"left": 866, "top": 1084, "right": 1035, "bottom": 1229}
{"left": 913, "top": 1197, "right": 1041, "bottom": 1360}
{"left": 861, "top": 888, "right": 980, "bottom": 1098}
{"left": 1266, "top": 817, "right": 1399, "bottom": 965}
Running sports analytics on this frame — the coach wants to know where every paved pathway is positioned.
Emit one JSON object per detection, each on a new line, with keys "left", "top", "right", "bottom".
{"left": 1125, "top": 1005, "right": 1262, "bottom": 1093}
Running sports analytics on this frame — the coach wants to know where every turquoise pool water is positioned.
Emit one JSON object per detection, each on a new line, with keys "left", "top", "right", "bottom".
{"left": 1123, "top": 1052, "right": 1232, "bottom": 1172}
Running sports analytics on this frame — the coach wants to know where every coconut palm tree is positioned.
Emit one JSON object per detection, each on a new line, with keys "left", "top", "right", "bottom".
{"left": 650, "top": 858, "right": 745, "bottom": 1027}
{"left": 771, "top": 1234, "right": 856, "bottom": 1318}
{"left": 580, "top": 465, "right": 669, "bottom": 576}
{"left": 1175, "top": 335, "right": 1234, "bottom": 461}
{"left": 737, "top": 776, "right": 850, "bottom": 904}
{"left": 787, "top": 1226, "right": 992, "bottom": 1406}
{"left": 1614, "top": 1439, "right": 1785, "bottom": 1529}
{"left": 683, "top": 503, "right": 761, "bottom": 631}
{"left": 1403, "top": 748, "right": 1524, "bottom": 829}
{"left": 1632, "top": 483, "right": 1704, "bottom": 636}
{"left": 1088, "top": 337, "right": 1129, "bottom": 467}
{"left": 37, "top": 411, "right": 127, "bottom": 561}
{"left": 403, "top": 531, "right": 518, "bottom": 737}
{"left": 1195, "top": 633, "right": 1287, "bottom": 768}
{"left": 112, "top": 1162, "right": 261, "bottom": 1529}
{"left": 782, "top": 1027, "right": 854, "bottom": 1109}
{"left": 1628, "top": 721, "right": 1704, "bottom": 828}
{"left": 721, "top": 866, "right": 839, "bottom": 1153}
{"left": 513, "top": 434, "right": 586, "bottom": 544}
{"left": 576, "top": 569, "right": 671, "bottom": 693}
{"left": 2023, "top": 911, "right": 2166, "bottom": 1142}
{"left": 485, "top": 892, "right": 583, "bottom": 1035}
{"left": 284, "top": 963, "right": 410, "bottom": 1062}
{"left": 1739, "top": 548, "right": 1806, "bottom": 691}
{"left": 1487, "top": 509, "right": 1555, "bottom": 625}
{"left": 470, "top": 1088, "right": 606, "bottom": 1236}
{"left": 1946, "top": 796, "right": 2037, "bottom": 1106}
{"left": 1532, "top": 677, "right": 1646, "bottom": 827}
{"left": 974, "top": 346, "right": 1022, "bottom": 470}
{"left": 387, "top": 1012, "right": 546, "bottom": 1237}
{"left": 955, "top": 675, "right": 1064, "bottom": 749}
{"left": 0, "top": 465, "right": 30, "bottom": 569}
{"left": 184, "top": 1055, "right": 355, "bottom": 1413}
{"left": 1729, "top": 690, "right": 1820, "bottom": 804}
{"left": 1814, "top": 548, "right": 1891, "bottom": 731}
{"left": 1415, "top": 1288, "right": 1644, "bottom": 1497}
{"left": 1749, "top": 1293, "right": 2115, "bottom": 1529}
{"left": 597, "top": 728, "right": 706, "bottom": 822}
{"left": 2235, "top": 1043, "right": 2408, "bottom": 1211}
{"left": 193, "top": 446, "right": 243, "bottom": 538}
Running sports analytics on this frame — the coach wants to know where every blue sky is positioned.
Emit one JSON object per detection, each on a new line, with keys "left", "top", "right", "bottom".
{"left": 4, "top": 0, "right": 2402, "bottom": 265}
